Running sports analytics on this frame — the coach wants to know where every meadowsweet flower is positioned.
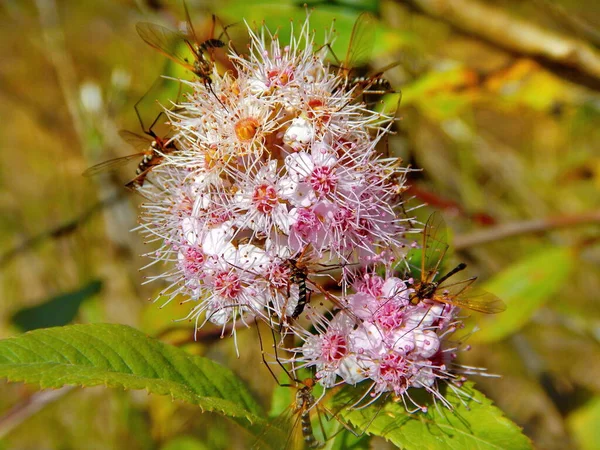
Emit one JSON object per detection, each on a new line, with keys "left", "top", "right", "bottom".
{"left": 286, "top": 271, "right": 469, "bottom": 411}
{"left": 131, "top": 8, "right": 503, "bottom": 418}
{"left": 138, "top": 13, "right": 413, "bottom": 339}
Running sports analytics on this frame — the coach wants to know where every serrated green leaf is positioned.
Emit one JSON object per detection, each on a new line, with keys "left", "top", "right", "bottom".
{"left": 11, "top": 280, "right": 102, "bottom": 331}
{"left": 340, "top": 383, "right": 532, "bottom": 450}
{"left": 0, "top": 324, "right": 264, "bottom": 426}
{"left": 329, "top": 427, "right": 371, "bottom": 450}
{"left": 471, "top": 246, "right": 576, "bottom": 343}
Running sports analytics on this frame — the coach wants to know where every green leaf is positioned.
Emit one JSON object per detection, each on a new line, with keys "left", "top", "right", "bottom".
{"left": 0, "top": 324, "right": 264, "bottom": 426}
{"left": 11, "top": 280, "right": 102, "bottom": 331}
{"left": 470, "top": 246, "right": 576, "bottom": 343}
{"left": 329, "top": 428, "right": 371, "bottom": 449}
{"left": 340, "top": 383, "right": 532, "bottom": 450}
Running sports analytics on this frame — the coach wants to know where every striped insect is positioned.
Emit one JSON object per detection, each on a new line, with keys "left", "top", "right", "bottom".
{"left": 83, "top": 105, "right": 177, "bottom": 190}
{"left": 275, "top": 247, "right": 351, "bottom": 327}
{"left": 291, "top": 378, "right": 324, "bottom": 449}
{"left": 285, "top": 255, "right": 310, "bottom": 320}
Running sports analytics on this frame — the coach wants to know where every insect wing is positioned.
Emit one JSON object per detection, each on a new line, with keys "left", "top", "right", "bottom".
{"left": 119, "top": 129, "right": 151, "bottom": 150}
{"left": 252, "top": 392, "right": 304, "bottom": 450}
{"left": 420, "top": 212, "right": 449, "bottom": 284}
{"left": 435, "top": 278, "right": 506, "bottom": 314}
{"left": 136, "top": 22, "right": 195, "bottom": 72}
{"left": 345, "top": 12, "right": 377, "bottom": 72}
{"left": 83, "top": 153, "right": 145, "bottom": 177}
{"left": 182, "top": 7, "right": 228, "bottom": 62}
{"left": 183, "top": 1, "right": 198, "bottom": 43}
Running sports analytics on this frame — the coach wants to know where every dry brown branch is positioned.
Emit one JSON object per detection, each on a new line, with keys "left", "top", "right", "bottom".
{"left": 407, "top": 0, "right": 600, "bottom": 82}
{"left": 454, "top": 210, "right": 600, "bottom": 249}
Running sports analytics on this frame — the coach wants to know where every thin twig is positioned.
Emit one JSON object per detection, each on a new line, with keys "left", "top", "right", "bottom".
{"left": 454, "top": 210, "right": 600, "bottom": 249}
{"left": 407, "top": 0, "right": 600, "bottom": 83}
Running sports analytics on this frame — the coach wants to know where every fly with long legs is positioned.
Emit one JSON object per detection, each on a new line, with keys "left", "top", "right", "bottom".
{"left": 329, "top": 12, "right": 401, "bottom": 100}
{"left": 404, "top": 212, "right": 506, "bottom": 314}
{"left": 83, "top": 83, "right": 179, "bottom": 190}
{"left": 272, "top": 246, "right": 356, "bottom": 332}
{"left": 254, "top": 321, "right": 361, "bottom": 450}
{"left": 282, "top": 250, "right": 311, "bottom": 321}
{"left": 253, "top": 378, "right": 327, "bottom": 449}
{"left": 136, "top": 4, "right": 235, "bottom": 105}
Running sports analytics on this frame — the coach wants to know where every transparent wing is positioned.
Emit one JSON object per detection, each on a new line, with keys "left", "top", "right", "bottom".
{"left": 136, "top": 22, "right": 195, "bottom": 71}
{"left": 83, "top": 153, "right": 143, "bottom": 177}
{"left": 118, "top": 130, "right": 151, "bottom": 150}
{"left": 435, "top": 275, "right": 506, "bottom": 314}
{"left": 183, "top": 1, "right": 198, "bottom": 43}
{"left": 434, "top": 283, "right": 507, "bottom": 314}
{"left": 345, "top": 12, "right": 377, "bottom": 70}
{"left": 308, "top": 282, "right": 361, "bottom": 323}
{"left": 329, "top": 382, "right": 384, "bottom": 432}
{"left": 252, "top": 395, "right": 303, "bottom": 450}
{"left": 295, "top": 243, "right": 315, "bottom": 269}
{"left": 368, "top": 60, "right": 402, "bottom": 79}
{"left": 421, "top": 212, "right": 449, "bottom": 284}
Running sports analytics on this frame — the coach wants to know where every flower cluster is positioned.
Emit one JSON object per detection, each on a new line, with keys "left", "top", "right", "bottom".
{"left": 292, "top": 273, "right": 464, "bottom": 410}
{"left": 136, "top": 13, "right": 478, "bottom": 410}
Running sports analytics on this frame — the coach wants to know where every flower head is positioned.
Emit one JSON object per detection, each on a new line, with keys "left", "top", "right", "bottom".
{"left": 133, "top": 10, "right": 489, "bottom": 413}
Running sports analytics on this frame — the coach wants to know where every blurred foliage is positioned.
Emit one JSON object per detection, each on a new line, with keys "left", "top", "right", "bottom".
{"left": 0, "top": 0, "right": 598, "bottom": 449}
{"left": 10, "top": 279, "right": 102, "bottom": 331}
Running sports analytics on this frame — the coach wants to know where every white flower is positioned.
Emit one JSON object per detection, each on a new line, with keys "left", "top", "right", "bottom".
{"left": 283, "top": 117, "right": 314, "bottom": 150}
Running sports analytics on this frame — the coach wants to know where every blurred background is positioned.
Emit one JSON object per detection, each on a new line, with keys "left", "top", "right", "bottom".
{"left": 1, "top": 0, "right": 599, "bottom": 449}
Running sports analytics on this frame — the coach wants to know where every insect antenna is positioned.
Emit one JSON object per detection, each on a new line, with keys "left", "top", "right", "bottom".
{"left": 435, "top": 262, "right": 467, "bottom": 285}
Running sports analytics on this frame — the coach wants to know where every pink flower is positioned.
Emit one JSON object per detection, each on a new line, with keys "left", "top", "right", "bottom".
{"left": 132, "top": 11, "right": 488, "bottom": 411}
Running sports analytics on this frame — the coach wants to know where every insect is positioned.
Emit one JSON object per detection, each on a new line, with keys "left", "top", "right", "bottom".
{"left": 334, "top": 12, "right": 400, "bottom": 98}
{"left": 286, "top": 256, "right": 310, "bottom": 320}
{"left": 136, "top": 5, "right": 231, "bottom": 100}
{"left": 251, "top": 376, "right": 327, "bottom": 450}
{"left": 334, "top": 12, "right": 376, "bottom": 82}
{"left": 83, "top": 94, "right": 177, "bottom": 189}
{"left": 254, "top": 321, "right": 325, "bottom": 449}
{"left": 407, "top": 212, "right": 506, "bottom": 314}
{"left": 278, "top": 247, "right": 350, "bottom": 325}
{"left": 292, "top": 378, "right": 323, "bottom": 449}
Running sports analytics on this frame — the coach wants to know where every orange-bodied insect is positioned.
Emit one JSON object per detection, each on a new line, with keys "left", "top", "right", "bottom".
{"left": 136, "top": 5, "right": 232, "bottom": 98}
{"left": 407, "top": 212, "right": 506, "bottom": 314}
{"left": 290, "top": 378, "right": 324, "bottom": 450}
{"left": 83, "top": 97, "right": 178, "bottom": 190}
{"left": 252, "top": 377, "right": 327, "bottom": 450}
{"left": 335, "top": 12, "right": 400, "bottom": 97}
